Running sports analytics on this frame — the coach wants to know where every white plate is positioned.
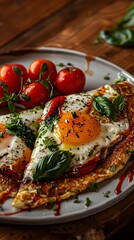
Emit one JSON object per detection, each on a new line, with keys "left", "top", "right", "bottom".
{"left": 0, "top": 47, "right": 134, "bottom": 225}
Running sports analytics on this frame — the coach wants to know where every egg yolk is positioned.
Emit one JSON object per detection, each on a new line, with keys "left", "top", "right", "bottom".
{"left": 0, "top": 123, "right": 10, "bottom": 139}
{"left": 55, "top": 112, "right": 101, "bottom": 146}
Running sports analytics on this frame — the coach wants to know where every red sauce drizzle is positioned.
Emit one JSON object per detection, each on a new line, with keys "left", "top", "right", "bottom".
{"left": 115, "top": 161, "right": 134, "bottom": 194}
{"left": 40, "top": 96, "right": 66, "bottom": 121}
{"left": 0, "top": 209, "right": 25, "bottom": 216}
{"left": 54, "top": 202, "right": 61, "bottom": 216}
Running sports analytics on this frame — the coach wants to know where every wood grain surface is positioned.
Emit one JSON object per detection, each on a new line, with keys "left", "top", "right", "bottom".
{"left": 0, "top": 0, "right": 134, "bottom": 239}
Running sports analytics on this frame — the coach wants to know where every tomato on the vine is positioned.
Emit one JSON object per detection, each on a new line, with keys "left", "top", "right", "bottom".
{"left": 0, "top": 64, "right": 28, "bottom": 93}
{"left": 56, "top": 66, "right": 86, "bottom": 95}
{"left": 19, "top": 82, "right": 50, "bottom": 109}
{"left": 28, "top": 59, "right": 57, "bottom": 86}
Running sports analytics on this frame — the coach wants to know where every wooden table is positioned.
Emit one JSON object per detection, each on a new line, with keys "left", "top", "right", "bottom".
{"left": 0, "top": 0, "right": 134, "bottom": 239}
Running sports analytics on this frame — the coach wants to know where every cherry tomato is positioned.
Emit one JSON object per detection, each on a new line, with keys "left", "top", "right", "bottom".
{"left": 28, "top": 59, "right": 57, "bottom": 85}
{"left": 56, "top": 66, "right": 86, "bottom": 95}
{"left": 19, "top": 82, "right": 50, "bottom": 108}
{"left": 0, "top": 64, "right": 28, "bottom": 93}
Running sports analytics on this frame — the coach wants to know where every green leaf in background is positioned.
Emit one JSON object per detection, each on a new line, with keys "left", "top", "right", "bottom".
{"left": 33, "top": 150, "right": 71, "bottom": 180}
{"left": 98, "top": 3, "right": 134, "bottom": 47}
{"left": 117, "top": 3, "right": 134, "bottom": 28}
{"left": 99, "top": 29, "right": 134, "bottom": 47}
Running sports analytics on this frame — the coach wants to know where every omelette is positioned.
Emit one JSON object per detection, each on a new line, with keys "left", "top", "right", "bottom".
{"left": 0, "top": 106, "right": 43, "bottom": 204}
{"left": 12, "top": 81, "right": 134, "bottom": 209}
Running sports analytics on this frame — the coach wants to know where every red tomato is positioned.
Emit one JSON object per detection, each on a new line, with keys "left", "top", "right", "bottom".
{"left": 0, "top": 64, "right": 28, "bottom": 93}
{"left": 28, "top": 59, "right": 57, "bottom": 86}
{"left": 19, "top": 82, "right": 50, "bottom": 108}
{"left": 0, "top": 84, "right": 6, "bottom": 107}
{"left": 56, "top": 66, "right": 86, "bottom": 95}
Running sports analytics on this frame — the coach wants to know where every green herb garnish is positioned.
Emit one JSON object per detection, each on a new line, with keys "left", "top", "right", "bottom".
{"left": 53, "top": 203, "right": 58, "bottom": 211}
{"left": 73, "top": 195, "right": 79, "bottom": 203}
{"left": 36, "top": 188, "right": 41, "bottom": 194}
{"left": 33, "top": 150, "right": 71, "bottom": 180}
{"left": 45, "top": 115, "right": 59, "bottom": 132}
{"left": 71, "top": 112, "right": 78, "bottom": 118}
{"left": 6, "top": 118, "right": 36, "bottom": 150}
{"left": 109, "top": 165, "right": 116, "bottom": 172}
{"left": 89, "top": 183, "right": 98, "bottom": 192}
{"left": 0, "top": 205, "right": 4, "bottom": 211}
{"left": 104, "top": 73, "right": 111, "bottom": 80}
{"left": 43, "top": 137, "right": 58, "bottom": 152}
{"left": 85, "top": 197, "right": 91, "bottom": 207}
{"left": 103, "top": 190, "right": 111, "bottom": 198}
{"left": 114, "top": 73, "right": 126, "bottom": 84}
{"left": 0, "top": 132, "right": 5, "bottom": 138}
{"left": 88, "top": 149, "right": 94, "bottom": 157}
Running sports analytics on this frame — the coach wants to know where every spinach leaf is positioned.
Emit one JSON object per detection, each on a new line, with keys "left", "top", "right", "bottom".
{"left": 93, "top": 96, "right": 116, "bottom": 120}
{"left": 33, "top": 150, "right": 71, "bottom": 180}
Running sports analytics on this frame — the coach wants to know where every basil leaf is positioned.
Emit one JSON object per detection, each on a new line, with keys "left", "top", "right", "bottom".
{"left": 93, "top": 96, "right": 116, "bottom": 120}
{"left": 113, "top": 94, "right": 125, "bottom": 113}
{"left": 33, "top": 150, "right": 71, "bottom": 180}
{"left": 99, "top": 29, "right": 134, "bottom": 47}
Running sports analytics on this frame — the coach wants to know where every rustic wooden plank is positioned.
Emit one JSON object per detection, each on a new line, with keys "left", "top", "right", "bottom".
{"left": 0, "top": 0, "right": 133, "bottom": 75}
{"left": 0, "top": 0, "right": 72, "bottom": 47}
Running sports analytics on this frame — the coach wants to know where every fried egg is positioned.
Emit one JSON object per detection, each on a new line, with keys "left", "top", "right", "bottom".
{"left": 24, "top": 84, "right": 129, "bottom": 179}
{"left": 0, "top": 106, "right": 43, "bottom": 177}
